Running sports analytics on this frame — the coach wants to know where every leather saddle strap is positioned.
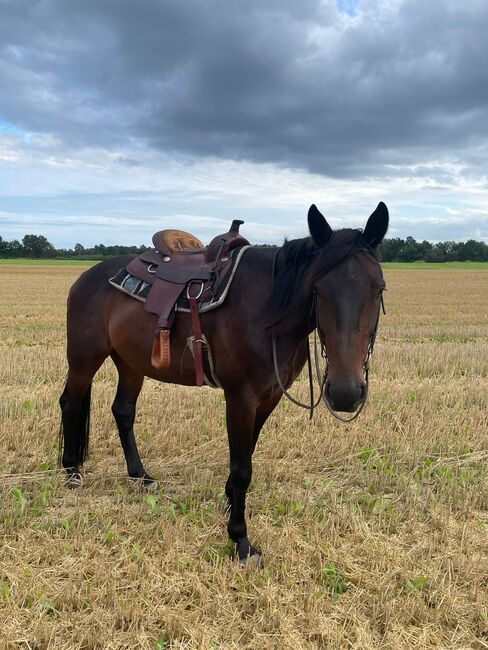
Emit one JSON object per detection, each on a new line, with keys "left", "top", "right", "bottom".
{"left": 151, "top": 328, "right": 171, "bottom": 370}
{"left": 188, "top": 283, "right": 205, "bottom": 387}
{"left": 144, "top": 279, "right": 184, "bottom": 330}
{"left": 144, "top": 279, "right": 180, "bottom": 370}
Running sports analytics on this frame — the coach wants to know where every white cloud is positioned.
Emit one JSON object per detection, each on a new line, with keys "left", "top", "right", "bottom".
{"left": 1, "top": 128, "right": 487, "bottom": 246}
{"left": 1, "top": 1, "right": 488, "bottom": 246}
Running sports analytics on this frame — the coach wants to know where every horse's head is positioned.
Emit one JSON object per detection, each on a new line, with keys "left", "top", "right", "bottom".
{"left": 308, "top": 202, "right": 388, "bottom": 413}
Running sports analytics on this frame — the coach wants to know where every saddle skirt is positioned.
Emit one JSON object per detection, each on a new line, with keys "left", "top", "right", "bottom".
{"left": 109, "top": 220, "right": 250, "bottom": 385}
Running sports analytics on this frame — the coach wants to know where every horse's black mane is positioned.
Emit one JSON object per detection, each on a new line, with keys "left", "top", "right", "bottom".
{"left": 269, "top": 228, "right": 377, "bottom": 333}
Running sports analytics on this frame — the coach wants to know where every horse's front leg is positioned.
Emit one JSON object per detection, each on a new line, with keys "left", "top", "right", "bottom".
{"left": 224, "top": 390, "right": 261, "bottom": 565}
{"left": 225, "top": 393, "right": 282, "bottom": 510}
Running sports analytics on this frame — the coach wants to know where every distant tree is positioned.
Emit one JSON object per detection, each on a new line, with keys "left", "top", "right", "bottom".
{"left": 378, "top": 238, "right": 405, "bottom": 261}
{"left": 424, "top": 244, "right": 446, "bottom": 262}
{"left": 22, "top": 234, "right": 55, "bottom": 258}
{"left": 450, "top": 242, "right": 462, "bottom": 261}
{"left": 74, "top": 243, "right": 85, "bottom": 255}
{"left": 6, "top": 239, "right": 24, "bottom": 258}
{"left": 435, "top": 241, "right": 459, "bottom": 262}
{"left": 397, "top": 236, "right": 424, "bottom": 262}
{"left": 419, "top": 240, "right": 433, "bottom": 261}
{"left": 459, "top": 239, "right": 488, "bottom": 261}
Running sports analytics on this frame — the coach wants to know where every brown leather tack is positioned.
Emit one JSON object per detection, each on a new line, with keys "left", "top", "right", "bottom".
{"left": 151, "top": 329, "right": 171, "bottom": 369}
{"left": 126, "top": 221, "right": 250, "bottom": 382}
{"left": 189, "top": 292, "right": 204, "bottom": 386}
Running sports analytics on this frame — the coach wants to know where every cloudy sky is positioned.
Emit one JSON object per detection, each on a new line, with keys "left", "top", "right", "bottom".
{"left": 1, "top": 0, "right": 487, "bottom": 247}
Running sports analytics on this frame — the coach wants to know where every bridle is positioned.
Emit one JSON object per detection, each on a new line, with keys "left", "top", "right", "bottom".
{"left": 313, "top": 286, "right": 385, "bottom": 422}
{"left": 271, "top": 249, "right": 385, "bottom": 422}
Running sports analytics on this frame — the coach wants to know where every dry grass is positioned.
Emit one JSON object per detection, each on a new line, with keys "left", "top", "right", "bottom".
{"left": 1, "top": 264, "right": 487, "bottom": 649}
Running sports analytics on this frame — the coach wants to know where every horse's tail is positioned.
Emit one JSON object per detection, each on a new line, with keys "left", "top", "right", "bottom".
{"left": 58, "top": 382, "right": 92, "bottom": 467}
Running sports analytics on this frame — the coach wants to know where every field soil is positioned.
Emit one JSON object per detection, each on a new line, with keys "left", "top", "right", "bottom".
{"left": 1, "top": 264, "right": 487, "bottom": 649}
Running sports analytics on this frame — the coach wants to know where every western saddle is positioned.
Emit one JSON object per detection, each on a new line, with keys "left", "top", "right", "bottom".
{"left": 125, "top": 220, "right": 250, "bottom": 385}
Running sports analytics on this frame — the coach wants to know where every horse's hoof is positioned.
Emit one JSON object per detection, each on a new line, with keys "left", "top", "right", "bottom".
{"left": 129, "top": 474, "right": 158, "bottom": 492}
{"left": 239, "top": 552, "right": 263, "bottom": 569}
{"left": 143, "top": 479, "right": 159, "bottom": 493}
{"left": 66, "top": 472, "right": 83, "bottom": 489}
{"left": 235, "top": 538, "right": 262, "bottom": 568}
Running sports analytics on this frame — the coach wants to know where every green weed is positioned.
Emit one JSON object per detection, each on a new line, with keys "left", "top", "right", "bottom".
{"left": 319, "top": 563, "right": 349, "bottom": 602}
{"left": 12, "top": 487, "right": 27, "bottom": 517}
{"left": 1, "top": 580, "right": 10, "bottom": 602}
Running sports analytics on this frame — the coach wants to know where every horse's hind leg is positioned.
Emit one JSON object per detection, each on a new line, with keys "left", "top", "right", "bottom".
{"left": 60, "top": 360, "right": 104, "bottom": 487}
{"left": 111, "top": 353, "right": 157, "bottom": 489}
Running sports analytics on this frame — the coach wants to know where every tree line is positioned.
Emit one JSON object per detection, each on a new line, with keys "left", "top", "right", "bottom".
{"left": 1, "top": 233, "right": 488, "bottom": 262}
{"left": 0, "top": 234, "right": 149, "bottom": 259}
{"left": 379, "top": 236, "right": 488, "bottom": 262}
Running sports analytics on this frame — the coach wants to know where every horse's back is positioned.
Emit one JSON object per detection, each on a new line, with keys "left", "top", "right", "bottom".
{"left": 69, "top": 256, "right": 134, "bottom": 297}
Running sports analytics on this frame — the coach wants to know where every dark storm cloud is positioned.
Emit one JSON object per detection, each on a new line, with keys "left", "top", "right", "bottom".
{"left": 1, "top": 0, "right": 487, "bottom": 177}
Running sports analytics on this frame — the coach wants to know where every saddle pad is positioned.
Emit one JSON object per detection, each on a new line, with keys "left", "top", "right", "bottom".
{"left": 109, "top": 245, "right": 250, "bottom": 313}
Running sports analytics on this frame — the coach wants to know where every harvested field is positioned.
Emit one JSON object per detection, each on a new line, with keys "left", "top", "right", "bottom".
{"left": 1, "top": 263, "right": 487, "bottom": 649}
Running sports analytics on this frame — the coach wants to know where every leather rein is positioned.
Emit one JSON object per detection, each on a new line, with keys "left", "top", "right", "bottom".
{"left": 271, "top": 248, "right": 385, "bottom": 422}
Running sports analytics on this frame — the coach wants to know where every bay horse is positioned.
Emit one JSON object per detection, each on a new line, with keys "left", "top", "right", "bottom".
{"left": 59, "top": 202, "right": 388, "bottom": 564}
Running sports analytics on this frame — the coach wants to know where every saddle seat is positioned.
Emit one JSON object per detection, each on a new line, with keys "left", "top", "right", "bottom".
{"left": 152, "top": 229, "right": 204, "bottom": 254}
{"left": 124, "top": 219, "right": 250, "bottom": 383}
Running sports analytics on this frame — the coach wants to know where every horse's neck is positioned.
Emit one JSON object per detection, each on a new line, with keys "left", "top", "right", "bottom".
{"left": 274, "top": 246, "right": 313, "bottom": 338}
{"left": 234, "top": 245, "right": 311, "bottom": 336}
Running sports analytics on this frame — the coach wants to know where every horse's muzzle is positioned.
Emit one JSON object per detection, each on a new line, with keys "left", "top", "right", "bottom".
{"left": 325, "top": 379, "right": 366, "bottom": 413}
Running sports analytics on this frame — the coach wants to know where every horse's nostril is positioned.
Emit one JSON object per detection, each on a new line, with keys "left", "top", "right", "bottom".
{"left": 360, "top": 382, "right": 366, "bottom": 400}
{"left": 324, "top": 381, "right": 336, "bottom": 408}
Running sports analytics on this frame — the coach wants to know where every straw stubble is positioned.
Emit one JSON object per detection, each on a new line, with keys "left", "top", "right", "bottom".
{"left": 0, "top": 264, "right": 487, "bottom": 649}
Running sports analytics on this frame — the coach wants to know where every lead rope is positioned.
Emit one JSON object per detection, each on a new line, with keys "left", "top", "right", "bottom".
{"left": 271, "top": 251, "right": 325, "bottom": 418}
{"left": 271, "top": 333, "right": 325, "bottom": 417}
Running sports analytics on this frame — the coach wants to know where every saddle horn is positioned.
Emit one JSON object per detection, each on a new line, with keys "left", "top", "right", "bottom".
{"left": 230, "top": 219, "right": 244, "bottom": 233}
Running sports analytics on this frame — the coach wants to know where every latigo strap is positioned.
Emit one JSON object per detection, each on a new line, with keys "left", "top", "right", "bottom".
{"left": 188, "top": 283, "right": 205, "bottom": 386}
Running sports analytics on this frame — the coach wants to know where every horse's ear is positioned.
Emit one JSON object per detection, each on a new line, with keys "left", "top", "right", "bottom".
{"left": 363, "top": 202, "right": 389, "bottom": 248}
{"left": 308, "top": 204, "right": 332, "bottom": 247}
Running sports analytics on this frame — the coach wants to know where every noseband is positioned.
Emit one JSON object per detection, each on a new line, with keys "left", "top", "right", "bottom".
{"left": 271, "top": 250, "right": 385, "bottom": 422}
